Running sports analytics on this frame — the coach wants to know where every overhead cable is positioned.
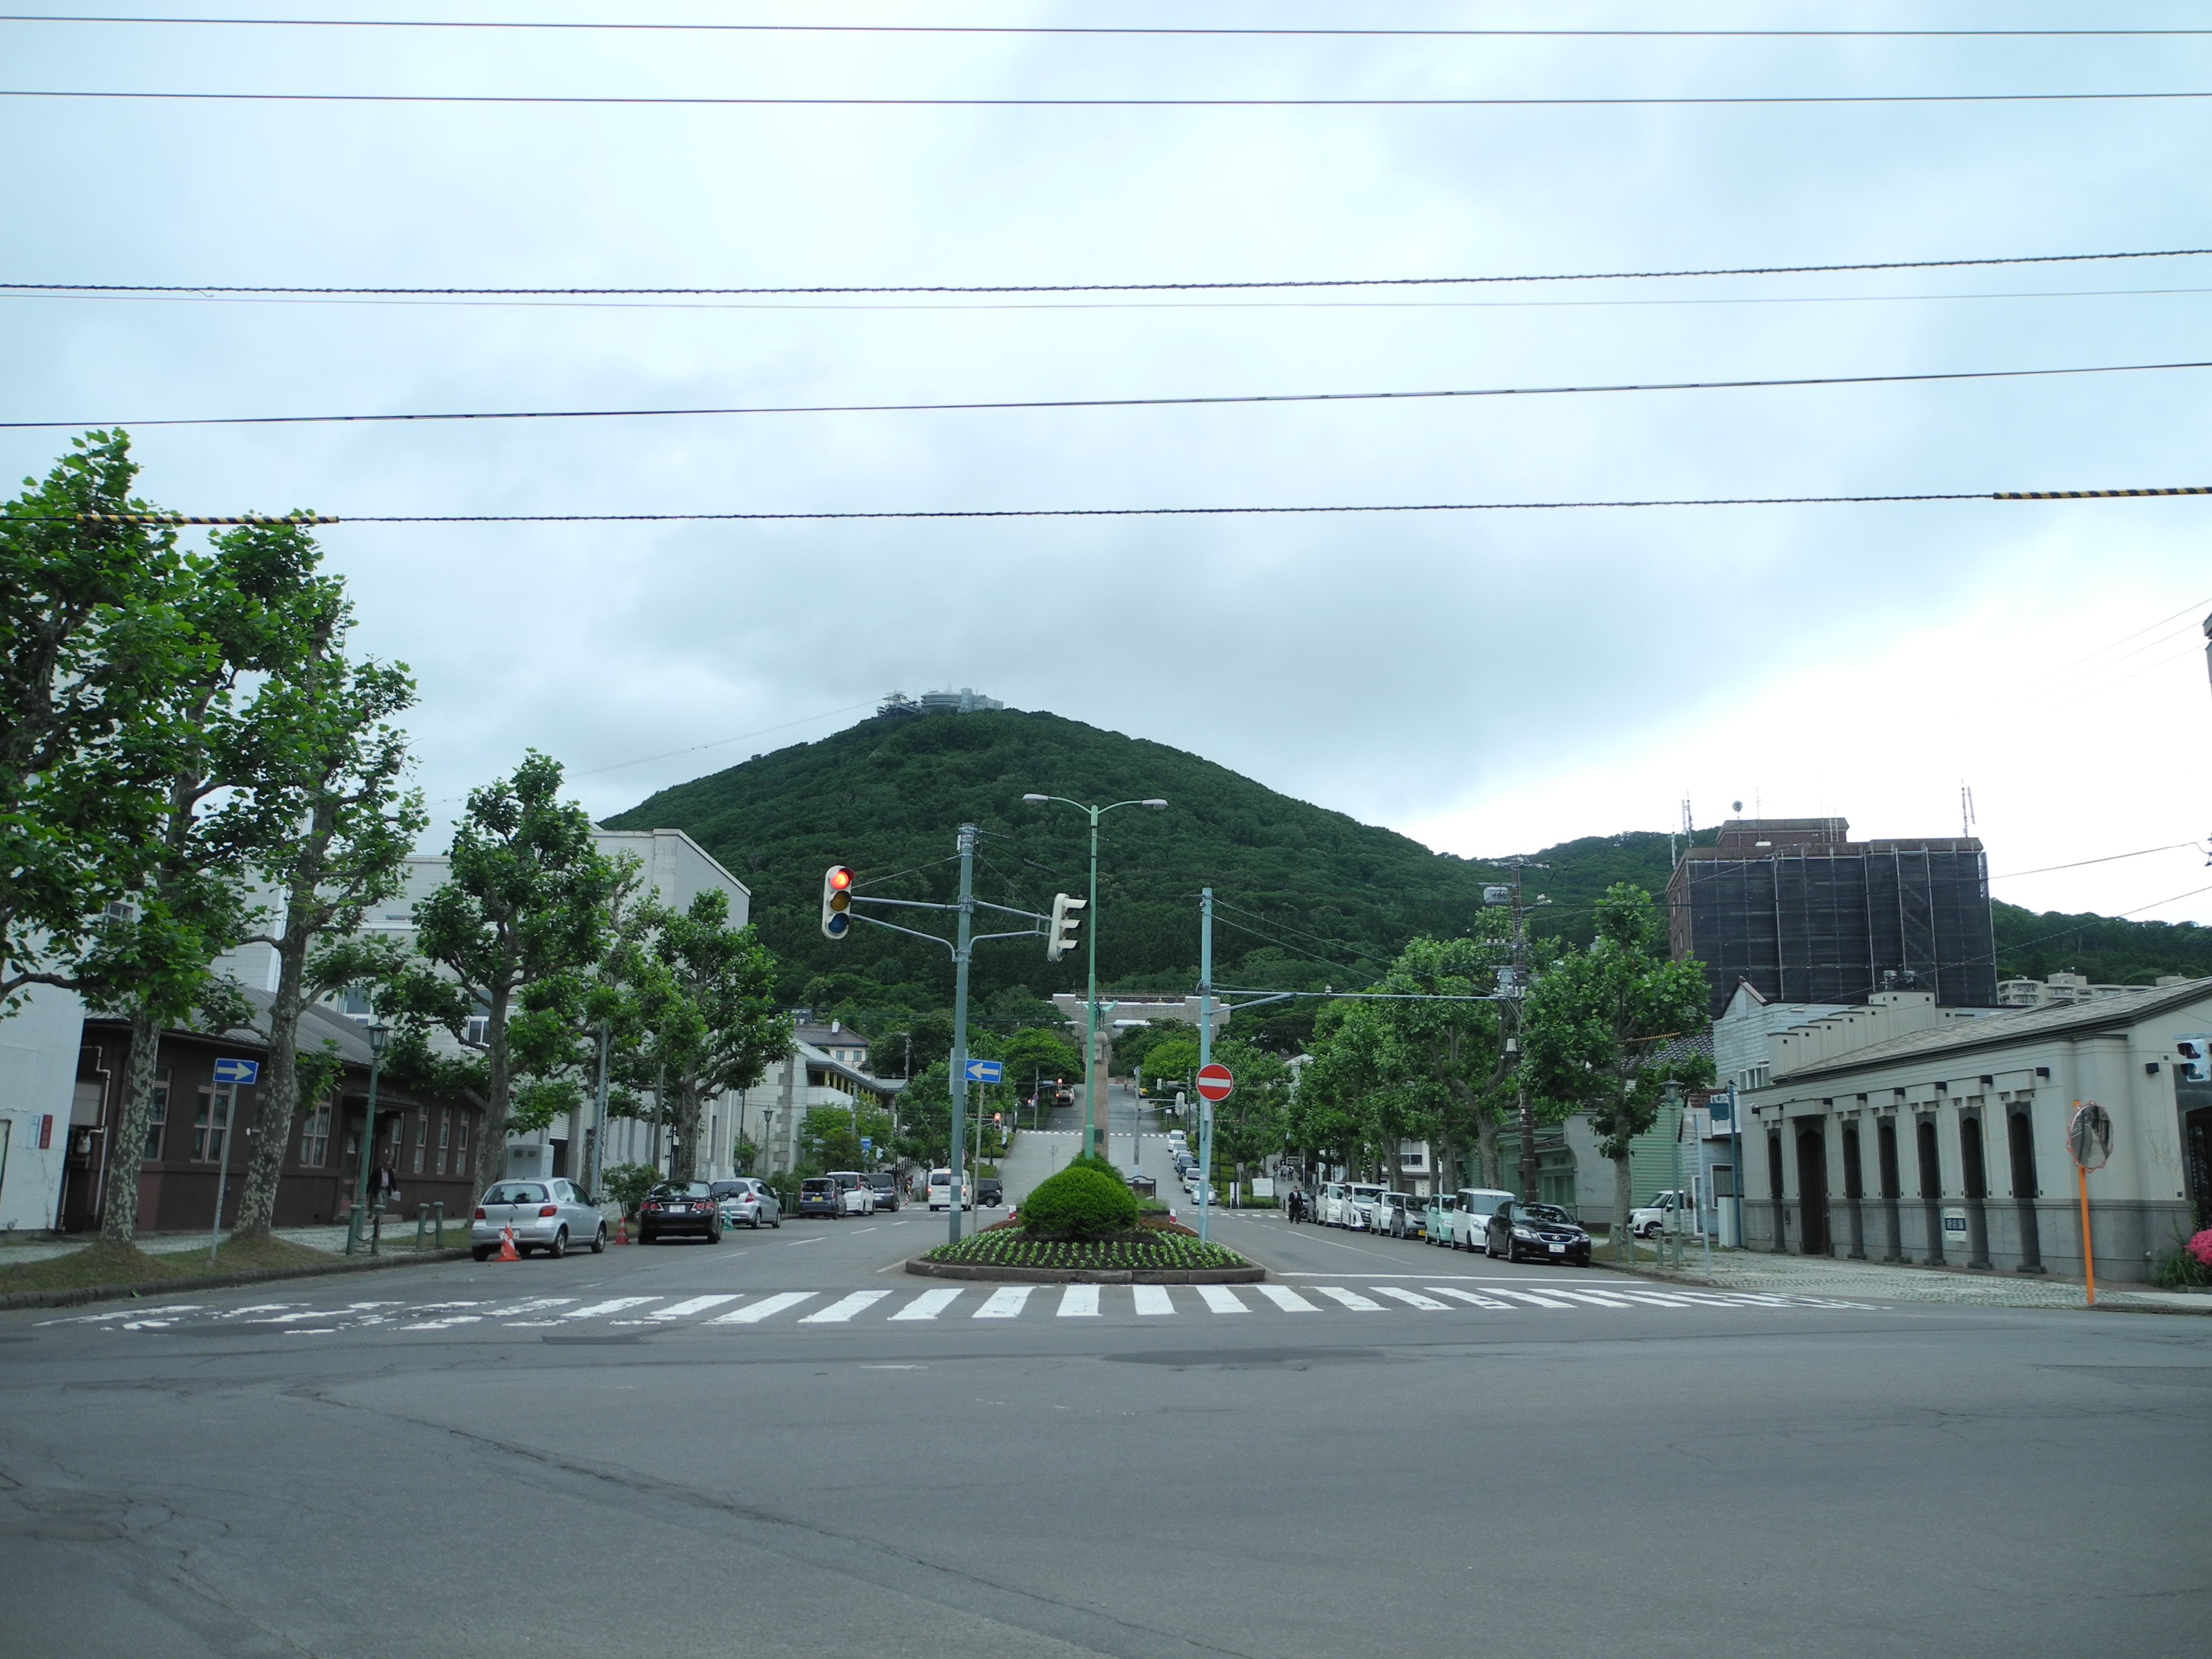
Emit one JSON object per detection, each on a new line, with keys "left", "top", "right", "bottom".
{"left": 14, "top": 356, "right": 2212, "bottom": 432}
{"left": 12, "top": 246, "right": 2210, "bottom": 300}
{"left": 21, "top": 484, "right": 2212, "bottom": 528}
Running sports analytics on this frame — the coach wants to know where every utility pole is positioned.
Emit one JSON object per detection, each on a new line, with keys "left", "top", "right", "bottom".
{"left": 1198, "top": 887, "right": 1215, "bottom": 1244}
{"left": 947, "top": 822, "right": 976, "bottom": 1247}
{"left": 588, "top": 1019, "right": 609, "bottom": 1201}
{"left": 1488, "top": 859, "right": 1549, "bottom": 1203}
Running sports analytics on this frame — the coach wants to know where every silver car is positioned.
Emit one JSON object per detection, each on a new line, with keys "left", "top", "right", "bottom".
{"left": 712, "top": 1178, "right": 782, "bottom": 1230}
{"left": 472, "top": 1178, "right": 607, "bottom": 1259}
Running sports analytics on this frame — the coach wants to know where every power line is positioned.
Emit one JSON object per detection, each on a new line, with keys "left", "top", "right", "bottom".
{"left": 11, "top": 86, "right": 2212, "bottom": 110}
{"left": 12, "top": 246, "right": 2208, "bottom": 299}
{"left": 19, "top": 484, "right": 2212, "bottom": 528}
{"left": 16, "top": 356, "right": 2212, "bottom": 432}
{"left": 2049, "top": 593, "right": 2212, "bottom": 674}
{"left": 570, "top": 699, "right": 877, "bottom": 777}
{"left": 1989, "top": 843, "right": 2205, "bottom": 882}
{"left": 8, "top": 17, "right": 2212, "bottom": 39}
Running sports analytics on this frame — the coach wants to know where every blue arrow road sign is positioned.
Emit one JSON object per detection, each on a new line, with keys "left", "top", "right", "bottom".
{"left": 860, "top": 1137, "right": 873, "bottom": 1152}
{"left": 965, "top": 1059, "right": 1004, "bottom": 1084}
{"left": 212, "top": 1056, "right": 261, "bottom": 1086}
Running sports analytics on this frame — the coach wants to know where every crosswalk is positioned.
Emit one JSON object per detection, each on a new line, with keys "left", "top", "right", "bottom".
{"left": 36, "top": 1281, "right": 1875, "bottom": 1336}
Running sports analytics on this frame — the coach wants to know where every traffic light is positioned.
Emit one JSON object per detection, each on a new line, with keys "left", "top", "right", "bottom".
{"left": 1047, "top": 891, "right": 1086, "bottom": 961}
{"left": 821, "top": 865, "right": 855, "bottom": 939}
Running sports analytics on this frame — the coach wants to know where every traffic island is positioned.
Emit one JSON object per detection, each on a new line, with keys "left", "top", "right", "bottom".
{"left": 909, "top": 1158, "right": 1262, "bottom": 1282}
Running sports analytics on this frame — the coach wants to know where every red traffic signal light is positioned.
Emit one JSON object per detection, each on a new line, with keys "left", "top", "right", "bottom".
{"left": 822, "top": 865, "right": 856, "bottom": 939}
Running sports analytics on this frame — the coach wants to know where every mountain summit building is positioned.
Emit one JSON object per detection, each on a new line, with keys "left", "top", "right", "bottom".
{"left": 1666, "top": 817, "right": 1997, "bottom": 1018}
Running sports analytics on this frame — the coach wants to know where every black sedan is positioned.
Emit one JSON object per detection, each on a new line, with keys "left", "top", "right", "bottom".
{"left": 1484, "top": 1200, "right": 1592, "bottom": 1265}
{"left": 638, "top": 1179, "right": 723, "bottom": 1244}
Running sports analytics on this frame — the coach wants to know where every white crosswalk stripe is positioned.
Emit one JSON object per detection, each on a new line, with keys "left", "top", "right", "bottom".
{"left": 42, "top": 1281, "right": 1878, "bottom": 1338}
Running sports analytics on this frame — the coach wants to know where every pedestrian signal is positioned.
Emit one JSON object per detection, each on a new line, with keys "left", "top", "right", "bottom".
{"left": 821, "top": 865, "right": 855, "bottom": 939}
{"left": 1047, "top": 892, "right": 1086, "bottom": 961}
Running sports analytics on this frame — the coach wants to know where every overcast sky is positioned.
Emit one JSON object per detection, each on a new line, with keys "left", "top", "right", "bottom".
{"left": 5, "top": 3, "right": 2211, "bottom": 930}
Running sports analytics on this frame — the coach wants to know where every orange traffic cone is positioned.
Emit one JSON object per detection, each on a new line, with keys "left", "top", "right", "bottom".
{"left": 497, "top": 1225, "right": 520, "bottom": 1262}
{"left": 616, "top": 1215, "right": 630, "bottom": 1245}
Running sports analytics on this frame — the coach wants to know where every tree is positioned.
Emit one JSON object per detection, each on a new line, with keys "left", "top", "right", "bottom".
{"left": 1367, "top": 931, "right": 1514, "bottom": 1190}
{"left": 384, "top": 754, "right": 624, "bottom": 1198}
{"left": 1521, "top": 884, "right": 1714, "bottom": 1258}
{"left": 1001, "top": 1025, "right": 1082, "bottom": 1099}
{"left": 226, "top": 598, "right": 424, "bottom": 1240}
{"left": 609, "top": 889, "right": 790, "bottom": 1182}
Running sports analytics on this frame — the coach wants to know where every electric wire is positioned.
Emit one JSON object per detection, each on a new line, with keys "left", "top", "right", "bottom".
{"left": 12, "top": 86, "right": 2212, "bottom": 109}
{"left": 570, "top": 698, "right": 877, "bottom": 777}
{"left": 16, "top": 355, "right": 2212, "bottom": 432}
{"left": 13, "top": 246, "right": 2208, "bottom": 300}
{"left": 1989, "top": 843, "right": 2204, "bottom": 882}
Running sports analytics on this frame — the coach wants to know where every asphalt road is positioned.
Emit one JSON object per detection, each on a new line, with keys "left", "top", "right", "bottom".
{"left": 4, "top": 1207, "right": 2208, "bottom": 1659}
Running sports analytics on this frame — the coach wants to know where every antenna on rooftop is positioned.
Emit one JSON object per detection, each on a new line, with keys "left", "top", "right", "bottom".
{"left": 1960, "top": 783, "right": 1977, "bottom": 840}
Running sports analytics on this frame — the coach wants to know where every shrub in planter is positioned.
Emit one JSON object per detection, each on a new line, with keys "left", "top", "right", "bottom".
{"left": 1020, "top": 1165, "right": 1140, "bottom": 1241}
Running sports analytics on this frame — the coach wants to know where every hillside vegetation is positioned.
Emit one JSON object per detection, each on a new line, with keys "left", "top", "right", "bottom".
{"left": 603, "top": 708, "right": 2212, "bottom": 1040}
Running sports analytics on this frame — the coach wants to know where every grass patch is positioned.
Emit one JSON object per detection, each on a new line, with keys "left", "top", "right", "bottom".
{"left": 923, "top": 1228, "right": 1250, "bottom": 1273}
{"left": 0, "top": 1240, "right": 189, "bottom": 1294}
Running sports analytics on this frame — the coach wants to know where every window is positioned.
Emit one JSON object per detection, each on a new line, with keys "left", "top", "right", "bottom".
{"left": 192, "top": 1084, "right": 234, "bottom": 1164}
{"left": 144, "top": 1069, "right": 171, "bottom": 1160}
{"left": 463, "top": 1014, "right": 490, "bottom": 1045}
{"left": 298, "top": 1099, "right": 331, "bottom": 1167}
{"left": 437, "top": 1110, "right": 451, "bottom": 1173}
{"left": 411, "top": 1112, "right": 426, "bottom": 1173}
{"left": 337, "top": 987, "right": 374, "bottom": 1017}
{"left": 452, "top": 1113, "right": 470, "bottom": 1170}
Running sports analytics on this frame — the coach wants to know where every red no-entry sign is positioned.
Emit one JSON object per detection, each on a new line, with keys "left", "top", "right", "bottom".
{"left": 1195, "top": 1063, "right": 1235, "bottom": 1102}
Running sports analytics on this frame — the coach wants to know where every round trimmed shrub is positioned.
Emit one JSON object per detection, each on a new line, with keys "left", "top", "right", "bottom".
{"left": 1019, "top": 1165, "right": 1141, "bottom": 1241}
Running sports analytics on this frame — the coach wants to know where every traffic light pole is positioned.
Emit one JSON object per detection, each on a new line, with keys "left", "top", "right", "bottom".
{"left": 948, "top": 824, "right": 974, "bottom": 1247}
{"left": 1198, "top": 886, "right": 1215, "bottom": 1245}
{"left": 1085, "top": 805, "right": 1102, "bottom": 1160}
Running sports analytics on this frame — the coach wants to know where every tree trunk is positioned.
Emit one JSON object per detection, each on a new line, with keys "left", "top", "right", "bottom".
{"left": 233, "top": 860, "right": 323, "bottom": 1239}
{"left": 99, "top": 1003, "right": 164, "bottom": 1247}
{"left": 671, "top": 1080, "right": 703, "bottom": 1182}
{"left": 1612, "top": 1150, "right": 1635, "bottom": 1263}
{"left": 1475, "top": 1113, "right": 1502, "bottom": 1190}
{"left": 474, "top": 983, "right": 512, "bottom": 1199}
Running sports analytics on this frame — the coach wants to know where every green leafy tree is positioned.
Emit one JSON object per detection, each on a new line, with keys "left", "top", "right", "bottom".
{"left": 1001, "top": 1025, "right": 1082, "bottom": 1098}
{"left": 384, "top": 754, "right": 625, "bottom": 1198}
{"left": 226, "top": 592, "right": 424, "bottom": 1239}
{"left": 1521, "top": 884, "right": 1714, "bottom": 1257}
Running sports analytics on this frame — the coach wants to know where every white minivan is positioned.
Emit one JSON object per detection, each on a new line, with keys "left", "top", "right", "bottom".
{"left": 1437, "top": 1188, "right": 1515, "bottom": 1250}
{"left": 927, "top": 1168, "right": 974, "bottom": 1211}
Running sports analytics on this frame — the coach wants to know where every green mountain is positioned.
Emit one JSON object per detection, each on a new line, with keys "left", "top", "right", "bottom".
{"left": 602, "top": 708, "right": 2212, "bottom": 1037}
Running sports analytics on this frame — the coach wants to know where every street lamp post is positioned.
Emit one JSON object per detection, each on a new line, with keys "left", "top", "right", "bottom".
{"left": 1021, "top": 793, "right": 1168, "bottom": 1159}
{"left": 345, "top": 1021, "right": 392, "bottom": 1257}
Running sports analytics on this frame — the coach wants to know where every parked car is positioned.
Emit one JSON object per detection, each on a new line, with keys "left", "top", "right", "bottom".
{"left": 826, "top": 1170, "right": 875, "bottom": 1216}
{"left": 1339, "top": 1182, "right": 1384, "bottom": 1230}
{"left": 472, "top": 1178, "right": 607, "bottom": 1259}
{"left": 636, "top": 1179, "right": 724, "bottom": 1245}
{"left": 796, "top": 1176, "right": 843, "bottom": 1218}
{"left": 1375, "top": 1191, "right": 1422, "bottom": 1238}
{"left": 866, "top": 1172, "right": 902, "bottom": 1212}
{"left": 1631, "top": 1190, "right": 1693, "bottom": 1238}
{"left": 1436, "top": 1187, "right": 1515, "bottom": 1250}
{"left": 712, "top": 1178, "right": 781, "bottom": 1230}
{"left": 1422, "top": 1192, "right": 1459, "bottom": 1242}
{"left": 927, "top": 1168, "right": 974, "bottom": 1211}
{"left": 976, "top": 1176, "right": 1004, "bottom": 1207}
{"left": 1485, "top": 1199, "right": 1593, "bottom": 1265}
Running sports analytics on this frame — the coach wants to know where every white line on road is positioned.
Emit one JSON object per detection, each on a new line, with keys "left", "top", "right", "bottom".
{"left": 562, "top": 1298, "right": 657, "bottom": 1319}
{"left": 1196, "top": 1285, "right": 1249, "bottom": 1313}
{"left": 890, "top": 1289, "right": 962, "bottom": 1320}
{"left": 1483, "top": 1287, "right": 1578, "bottom": 1310}
{"left": 1058, "top": 1284, "right": 1101, "bottom": 1318}
{"left": 1427, "top": 1287, "right": 1512, "bottom": 1310}
{"left": 1371, "top": 1285, "right": 1450, "bottom": 1310}
{"left": 709, "top": 1292, "right": 816, "bottom": 1323}
{"left": 1309, "top": 1286, "right": 1384, "bottom": 1311}
{"left": 649, "top": 1295, "right": 740, "bottom": 1321}
{"left": 481, "top": 1298, "right": 576, "bottom": 1318}
{"left": 803, "top": 1291, "right": 891, "bottom": 1323}
{"left": 1543, "top": 1289, "right": 1644, "bottom": 1309}
{"left": 1255, "top": 1284, "right": 1319, "bottom": 1312}
{"left": 974, "top": 1286, "right": 1033, "bottom": 1319}
{"left": 1132, "top": 1285, "right": 1176, "bottom": 1316}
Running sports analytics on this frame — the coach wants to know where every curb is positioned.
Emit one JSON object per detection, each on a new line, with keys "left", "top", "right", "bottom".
{"left": 1603, "top": 1255, "right": 2212, "bottom": 1315}
{"left": 905, "top": 1257, "right": 1266, "bottom": 1285}
{"left": 0, "top": 1246, "right": 473, "bottom": 1313}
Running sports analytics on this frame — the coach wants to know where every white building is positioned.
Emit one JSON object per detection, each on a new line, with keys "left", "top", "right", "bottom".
{"left": 0, "top": 982, "right": 86, "bottom": 1235}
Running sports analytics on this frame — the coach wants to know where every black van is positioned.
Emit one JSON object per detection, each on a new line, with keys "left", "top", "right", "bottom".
{"left": 796, "top": 1176, "right": 842, "bottom": 1218}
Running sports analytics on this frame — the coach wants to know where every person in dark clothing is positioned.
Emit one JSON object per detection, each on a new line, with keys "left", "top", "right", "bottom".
{"left": 366, "top": 1158, "right": 398, "bottom": 1207}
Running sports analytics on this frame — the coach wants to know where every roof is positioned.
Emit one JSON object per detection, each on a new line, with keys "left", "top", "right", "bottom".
{"left": 1777, "top": 976, "right": 2212, "bottom": 1082}
{"left": 1653, "top": 1029, "right": 1716, "bottom": 1068}
{"left": 86, "top": 987, "right": 388, "bottom": 1068}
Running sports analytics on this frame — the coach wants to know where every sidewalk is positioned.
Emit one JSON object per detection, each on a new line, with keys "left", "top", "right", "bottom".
{"left": 0, "top": 1221, "right": 439, "bottom": 1267}
{"left": 1622, "top": 1243, "right": 2212, "bottom": 1315}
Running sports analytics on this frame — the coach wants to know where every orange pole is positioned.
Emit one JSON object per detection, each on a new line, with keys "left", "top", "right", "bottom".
{"left": 2076, "top": 1164, "right": 2096, "bottom": 1307}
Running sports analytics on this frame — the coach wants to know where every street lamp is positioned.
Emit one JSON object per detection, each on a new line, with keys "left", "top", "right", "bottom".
{"left": 1019, "top": 793, "right": 1168, "bottom": 1159}
{"left": 346, "top": 1020, "right": 392, "bottom": 1257}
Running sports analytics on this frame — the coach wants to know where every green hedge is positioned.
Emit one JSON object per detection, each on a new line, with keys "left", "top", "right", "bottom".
{"left": 1020, "top": 1166, "right": 1139, "bottom": 1241}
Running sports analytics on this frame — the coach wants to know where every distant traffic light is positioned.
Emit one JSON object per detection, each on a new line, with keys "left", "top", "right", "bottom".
{"left": 821, "top": 865, "right": 855, "bottom": 939}
{"left": 1047, "top": 892, "right": 1086, "bottom": 961}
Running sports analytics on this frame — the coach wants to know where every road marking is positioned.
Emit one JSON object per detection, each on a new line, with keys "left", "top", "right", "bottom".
{"left": 1058, "top": 1285, "right": 1101, "bottom": 1318}
{"left": 562, "top": 1297, "right": 657, "bottom": 1319}
{"left": 1427, "top": 1287, "right": 1513, "bottom": 1310}
{"left": 849, "top": 1227, "right": 880, "bottom": 1236}
{"left": 709, "top": 1292, "right": 816, "bottom": 1323}
{"left": 783, "top": 1237, "right": 824, "bottom": 1246}
{"left": 1196, "top": 1285, "right": 1249, "bottom": 1313}
{"left": 1310, "top": 1286, "right": 1384, "bottom": 1311}
{"left": 482, "top": 1298, "right": 577, "bottom": 1319}
{"left": 1483, "top": 1287, "right": 1578, "bottom": 1310}
{"left": 1607, "top": 1290, "right": 1698, "bottom": 1308}
{"left": 890, "top": 1289, "right": 962, "bottom": 1321}
{"left": 974, "top": 1286, "right": 1033, "bottom": 1319}
{"left": 649, "top": 1295, "right": 740, "bottom": 1321}
{"left": 1372, "top": 1285, "right": 1449, "bottom": 1311}
{"left": 1255, "top": 1284, "right": 1319, "bottom": 1312}
{"left": 401, "top": 1314, "right": 484, "bottom": 1330}
{"left": 1544, "top": 1288, "right": 1646, "bottom": 1309}
{"left": 803, "top": 1291, "right": 891, "bottom": 1323}
{"left": 40, "top": 1303, "right": 206, "bottom": 1325}
{"left": 1132, "top": 1285, "right": 1176, "bottom": 1315}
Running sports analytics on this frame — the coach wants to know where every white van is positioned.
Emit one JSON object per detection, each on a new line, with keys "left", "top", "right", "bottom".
{"left": 927, "top": 1168, "right": 974, "bottom": 1211}
{"left": 1439, "top": 1188, "right": 1516, "bottom": 1250}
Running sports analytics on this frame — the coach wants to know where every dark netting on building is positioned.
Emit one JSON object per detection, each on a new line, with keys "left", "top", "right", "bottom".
{"left": 1666, "top": 821, "right": 1996, "bottom": 1017}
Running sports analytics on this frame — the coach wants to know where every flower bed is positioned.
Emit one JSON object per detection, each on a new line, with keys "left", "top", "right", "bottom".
{"left": 920, "top": 1227, "right": 1250, "bottom": 1274}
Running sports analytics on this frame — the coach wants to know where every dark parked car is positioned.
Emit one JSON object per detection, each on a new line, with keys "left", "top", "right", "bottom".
{"left": 796, "top": 1176, "right": 842, "bottom": 1218}
{"left": 867, "top": 1172, "right": 902, "bottom": 1212}
{"left": 1485, "top": 1199, "right": 1592, "bottom": 1265}
{"left": 976, "top": 1176, "right": 1004, "bottom": 1207}
{"left": 638, "top": 1179, "right": 723, "bottom": 1245}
